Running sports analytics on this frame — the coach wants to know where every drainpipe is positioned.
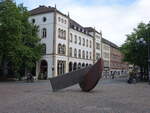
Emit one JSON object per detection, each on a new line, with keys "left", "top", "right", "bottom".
{"left": 67, "top": 12, "right": 70, "bottom": 73}
{"left": 52, "top": 6, "right": 57, "bottom": 77}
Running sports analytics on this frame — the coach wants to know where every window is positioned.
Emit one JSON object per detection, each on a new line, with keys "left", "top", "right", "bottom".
{"left": 79, "top": 37, "right": 81, "bottom": 45}
{"left": 61, "top": 18, "right": 63, "bottom": 23}
{"left": 82, "top": 29, "right": 84, "bottom": 32}
{"left": 78, "top": 49, "right": 81, "bottom": 58}
{"left": 86, "top": 51, "right": 88, "bottom": 59}
{"left": 80, "top": 28, "right": 82, "bottom": 32}
{"left": 32, "top": 19, "right": 35, "bottom": 24}
{"left": 58, "top": 28, "right": 66, "bottom": 40}
{"left": 69, "top": 47, "right": 72, "bottom": 57}
{"left": 64, "top": 20, "right": 66, "bottom": 24}
{"left": 61, "top": 29, "right": 63, "bottom": 38}
{"left": 43, "top": 17, "right": 47, "bottom": 22}
{"left": 62, "top": 45, "right": 66, "bottom": 55}
{"left": 96, "top": 53, "right": 100, "bottom": 60}
{"left": 63, "top": 30, "right": 66, "bottom": 39}
{"left": 82, "top": 50, "right": 85, "bottom": 59}
{"left": 58, "top": 17, "right": 61, "bottom": 22}
{"left": 74, "top": 35, "right": 77, "bottom": 44}
{"left": 58, "top": 28, "right": 61, "bottom": 38}
{"left": 42, "top": 28, "right": 47, "bottom": 38}
{"left": 57, "top": 60, "right": 66, "bottom": 75}
{"left": 96, "top": 43, "right": 100, "bottom": 50}
{"left": 104, "top": 44, "right": 109, "bottom": 51}
{"left": 89, "top": 52, "right": 92, "bottom": 59}
{"left": 86, "top": 39, "right": 88, "bottom": 47}
{"left": 104, "top": 52, "right": 109, "bottom": 59}
{"left": 90, "top": 41, "right": 92, "bottom": 48}
{"left": 70, "top": 33, "right": 73, "bottom": 42}
{"left": 83, "top": 38, "right": 85, "bottom": 46}
{"left": 58, "top": 44, "right": 66, "bottom": 55}
{"left": 104, "top": 60, "right": 109, "bottom": 67}
{"left": 74, "top": 49, "right": 77, "bottom": 58}
{"left": 58, "top": 44, "right": 61, "bottom": 54}
{"left": 41, "top": 44, "right": 46, "bottom": 55}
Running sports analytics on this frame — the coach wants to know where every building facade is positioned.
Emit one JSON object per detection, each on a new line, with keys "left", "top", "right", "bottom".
{"left": 101, "top": 38, "right": 111, "bottom": 72}
{"left": 110, "top": 42, "right": 128, "bottom": 75}
{"left": 29, "top": 6, "right": 102, "bottom": 79}
{"left": 101, "top": 38, "right": 128, "bottom": 77}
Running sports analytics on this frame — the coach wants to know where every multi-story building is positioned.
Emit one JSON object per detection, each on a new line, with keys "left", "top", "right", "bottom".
{"left": 101, "top": 38, "right": 111, "bottom": 72}
{"left": 29, "top": 6, "right": 102, "bottom": 79}
{"left": 84, "top": 27, "right": 102, "bottom": 63}
{"left": 110, "top": 42, "right": 128, "bottom": 75}
{"left": 102, "top": 38, "right": 128, "bottom": 76}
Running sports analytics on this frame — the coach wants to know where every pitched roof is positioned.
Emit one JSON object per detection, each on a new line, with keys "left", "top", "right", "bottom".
{"left": 70, "top": 19, "right": 84, "bottom": 29}
{"left": 102, "top": 38, "right": 118, "bottom": 48}
{"left": 84, "top": 27, "right": 101, "bottom": 35}
{"left": 29, "top": 5, "right": 68, "bottom": 18}
{"left": 29, "top": 6, "right": 119, "bottom": 48}
{"left": 29, "top": 6, "right": 55, "bottom": 16}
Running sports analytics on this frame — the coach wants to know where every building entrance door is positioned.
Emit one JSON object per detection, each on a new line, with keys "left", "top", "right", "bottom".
{"left": 39, "top": 60, "right": 47, "bottom": 79}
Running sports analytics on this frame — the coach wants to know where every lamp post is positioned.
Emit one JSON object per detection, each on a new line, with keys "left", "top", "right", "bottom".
{"left": 136, "top": 37, "right": 150, "bottom": 83}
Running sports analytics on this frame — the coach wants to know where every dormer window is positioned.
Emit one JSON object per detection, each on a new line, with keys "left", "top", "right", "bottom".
{"left": 80, "top": 28, "right": 82, "bottom": 32}
{"left": 43, "top": 17, "right": 47, "bottom": 22}
{"left": 71, "top": 25, "right": 74, "bottom": 28}
{"left": 76, "top": 27, "right": 78, "bottom": 31}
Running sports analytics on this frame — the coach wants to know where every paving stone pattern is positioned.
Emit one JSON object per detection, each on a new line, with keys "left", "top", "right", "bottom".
{"left": 0, "top": 78, "right": 150, "bottom": 113}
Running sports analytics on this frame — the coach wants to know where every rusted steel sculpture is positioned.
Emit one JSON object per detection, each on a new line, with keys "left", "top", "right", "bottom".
{"left": 50, "top": 58, "right": 104, "bottom": 92}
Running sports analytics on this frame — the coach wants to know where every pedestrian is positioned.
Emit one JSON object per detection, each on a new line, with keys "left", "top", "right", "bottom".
{"left": 27, "top": 72, "right": 34, "bottom": 82}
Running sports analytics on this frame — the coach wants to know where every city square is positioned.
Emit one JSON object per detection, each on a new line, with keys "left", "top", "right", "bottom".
{"left": 0, "top": 78, "right": 150, "bottom": 113}
{"left": 1, "top": 0, "right": 150, "bottom": 113}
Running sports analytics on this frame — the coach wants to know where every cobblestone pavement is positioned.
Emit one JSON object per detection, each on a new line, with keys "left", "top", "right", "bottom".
{"left": 0, "top": 78, "right": 150, "bottom": 113}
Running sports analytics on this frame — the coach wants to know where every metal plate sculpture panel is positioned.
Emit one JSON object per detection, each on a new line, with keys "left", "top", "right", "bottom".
{"left": 50, "top": 58, "right": 103, "bottom": 92}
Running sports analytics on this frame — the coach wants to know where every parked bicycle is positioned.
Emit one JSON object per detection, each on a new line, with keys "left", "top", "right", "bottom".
{"left": 26, "top": 73, "right": 34, "bottom": 82}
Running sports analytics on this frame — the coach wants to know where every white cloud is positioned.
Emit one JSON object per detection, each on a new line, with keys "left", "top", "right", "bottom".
{"left": 17, "top": 0, "right": 150, "bottom": 46}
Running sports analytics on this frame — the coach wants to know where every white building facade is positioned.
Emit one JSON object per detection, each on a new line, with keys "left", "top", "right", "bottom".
{"left": 101, "top": 38, "right": 111, "bottom": 72}
{"left": 29, "top": 6, "right": 102, "bottom": 79}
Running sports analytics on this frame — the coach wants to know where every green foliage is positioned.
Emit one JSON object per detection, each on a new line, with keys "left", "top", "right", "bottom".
{"left": 0, "top": 0, "right": 42, "bottom": 77}
{"left": 120, "top": 22, "right": 150, "bottom": 69}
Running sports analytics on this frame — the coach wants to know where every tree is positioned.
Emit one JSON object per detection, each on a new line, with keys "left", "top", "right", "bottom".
{"left": 0, "top": 0, "right": 42, "bottom": 79}
{"left": 120, "top": 22, "right": 150, "bottom": 80}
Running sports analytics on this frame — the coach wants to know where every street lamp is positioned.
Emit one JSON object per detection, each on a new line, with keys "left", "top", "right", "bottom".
{"left": 136, "top": 37, "right": 150, "bottom": 83}
{"left": 136, "top": 38, "right": 146, "bottom": 44}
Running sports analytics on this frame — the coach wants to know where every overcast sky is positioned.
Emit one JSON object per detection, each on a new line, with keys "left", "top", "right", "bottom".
{"left": 15, "top": 0, "right": 150, "bottom": 46}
